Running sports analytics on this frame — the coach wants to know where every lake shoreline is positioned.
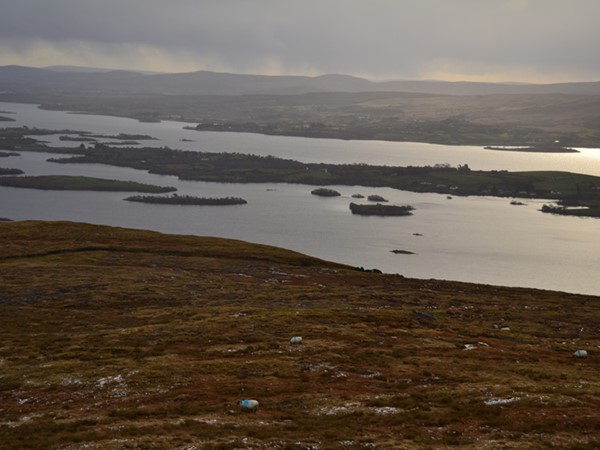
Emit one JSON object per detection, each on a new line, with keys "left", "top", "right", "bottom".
{"left": 2, "top": 101, "right": 600, "bottom": 295}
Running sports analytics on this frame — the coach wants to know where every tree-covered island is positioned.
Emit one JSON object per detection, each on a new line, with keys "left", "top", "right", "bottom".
{"left": 350, "top": 203, "right": 415, "bottom": 216}
{"left": 484, "top": 143, "right": 579, "bottom": 153}
{"left": 367, "top": 194, "right": 388, "bottom": 202}
{"left": 350, "top": 202, "right": 415, "bottom": 216}
{"left": 4, "top": 127, "right": 600, "bottom": 218}
{"left": 124, "top": 194, "right": 247, "bottom": 205}
{"left": 44, "top": 145, "right": 600, "bottom": 202}
{"left": 311, "top": 188, "right": 341, "bottom": 197}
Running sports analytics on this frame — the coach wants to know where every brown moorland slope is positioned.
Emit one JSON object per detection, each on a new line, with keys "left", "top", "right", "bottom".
{"left": 0, "top": 221, "right": 598, "bottom": 449}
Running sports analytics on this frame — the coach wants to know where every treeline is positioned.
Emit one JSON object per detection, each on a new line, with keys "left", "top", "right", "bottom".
{"left": 44, "top": 146, "right": 600, "bottom": 200}
{"left": 0, "top": 168, "right": 24, "bottom": 175}
{"left": 5, "top": 127, "right": 600, "bottom": 203}
{"left": 311, "top": 188, "right": 341, "bottom": 197}
{"left": 191, "top": 117, "right": 594, "bottom": 147}
{"left": 124, "top": 194, "right": 247, "bottom": 205}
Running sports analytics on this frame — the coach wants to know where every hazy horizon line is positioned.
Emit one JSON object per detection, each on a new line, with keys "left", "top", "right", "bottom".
{"left": 4, "top": 63, "right": 600, "bottom": 86}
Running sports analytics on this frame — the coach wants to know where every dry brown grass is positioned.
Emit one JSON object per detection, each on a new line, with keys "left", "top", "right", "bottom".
{"left": 0, "top": 221, "right": 598, "bottom": 449}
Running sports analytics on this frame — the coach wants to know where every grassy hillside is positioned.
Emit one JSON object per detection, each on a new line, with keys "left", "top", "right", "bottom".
{"left": 0, "top": 221, "right": 598, "bottom": 449}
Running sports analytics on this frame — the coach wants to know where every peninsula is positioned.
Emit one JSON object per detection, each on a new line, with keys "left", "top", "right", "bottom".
{"left": 0, "top": 168, "right": 24, "bottom": 175}
{"left": 4, "top": 128, "right": 600, "bottom": 217}
{"left": 0, "top": 175, "right": 176, "bottom": 192}
{"left": 484, "top": 143, "right": 579, "bottom": 153}
{"left": 45, "top": 145, "right": 600, "bottom": 206}
{"left": 0, "top": 151, "right": 20, "bottom": 157}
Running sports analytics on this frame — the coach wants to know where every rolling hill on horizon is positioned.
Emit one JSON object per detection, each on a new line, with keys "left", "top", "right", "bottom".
{"left": 3, "top": 65, "right": 600, "bottom": 147}
{"left": 2, "top": 64, "right": 600, "bottom": 96}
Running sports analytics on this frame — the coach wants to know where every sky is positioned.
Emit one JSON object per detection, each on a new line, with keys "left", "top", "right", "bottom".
{"left": 1, "top": 0, "right": 600, "bottom": 83}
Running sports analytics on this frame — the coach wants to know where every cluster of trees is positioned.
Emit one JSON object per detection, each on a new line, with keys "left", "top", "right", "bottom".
{"left": 311, "top": 188, "right": 341, "bottom": 197}
{"left": 124, "top": 194, "right": 247, "bottom": 205}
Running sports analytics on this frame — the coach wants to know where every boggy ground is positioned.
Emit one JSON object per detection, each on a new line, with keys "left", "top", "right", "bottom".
{"left": 0, "top": 221, "right": 598, "bottom": 449}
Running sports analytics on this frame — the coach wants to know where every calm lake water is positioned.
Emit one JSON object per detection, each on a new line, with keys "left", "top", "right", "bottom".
{"left": 1, "top": 102, "right": 599, "bottom": 295}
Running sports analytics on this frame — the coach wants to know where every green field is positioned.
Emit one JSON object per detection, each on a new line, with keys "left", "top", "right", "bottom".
{"left": 0, "top": 175, "right": 176, "bottom": 193}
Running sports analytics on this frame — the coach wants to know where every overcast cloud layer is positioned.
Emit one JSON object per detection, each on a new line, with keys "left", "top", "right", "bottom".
{"left": 1, "top": 0, "right": 599, "bottom": 82}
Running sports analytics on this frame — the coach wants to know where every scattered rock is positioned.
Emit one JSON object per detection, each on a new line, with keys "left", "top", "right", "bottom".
{"left": 484, "top": 396, "right": 520, "bottom": 406}
{"left": 462, "top": 342, "right": 490, "bottom": 350}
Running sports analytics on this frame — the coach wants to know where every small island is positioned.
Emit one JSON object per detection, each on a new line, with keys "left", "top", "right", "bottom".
{"left": 5, "top": 128, "right": 600, "bottom": 218}
{"left": 87, "top": 133, "right": 158, "bottom": 141}
{"left": 59, "top": 135, "right": 98, "bottom": 142}
{"left": 351, "top": 193, "right": 365, "bottom": 198}
{"left": 311, "top": 187, "right": 341, "bottom": 197}
{"left": 0, "top": 175, "right": 177, "bottom": 192}
{"left": 124, "top": 194, "right": 247, "bottom": 205}
{"left": 485, "top": 143, "right": 579, "bottom": 153}
{"left": 367, "top": 194, "right": 388, "bottom": 202}
{"left": 101, "top": 141, "right": 140, "bottom": 146}
{"left": 0, "top": 151, "right": 20, "bottom": 158}
{"left": 0, "top": 115, "right": 16, "bottom": 122}
{"left": 350, "top": 203, "right": 414, "bottom": 216}
{"left": 390, "top": 249, "right": 416, "bottom": 254}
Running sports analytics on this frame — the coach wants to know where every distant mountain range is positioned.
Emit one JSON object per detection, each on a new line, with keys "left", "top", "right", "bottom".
{"left": 2, "top": 65, "right": 600, "bottom": 96}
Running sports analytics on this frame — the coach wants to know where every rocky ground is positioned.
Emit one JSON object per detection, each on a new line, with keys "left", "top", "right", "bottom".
{"left": 0, "top": 221, "right": 598, "bottom": 449}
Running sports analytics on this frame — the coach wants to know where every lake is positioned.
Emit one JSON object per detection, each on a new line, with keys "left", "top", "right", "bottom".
{"left": 1, "top": 102, "right": 599, "bottom": 295}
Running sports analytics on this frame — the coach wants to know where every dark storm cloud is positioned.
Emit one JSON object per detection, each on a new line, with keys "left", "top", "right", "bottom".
{"left": 1, "top": 0, "right": 600, "bottom": 81}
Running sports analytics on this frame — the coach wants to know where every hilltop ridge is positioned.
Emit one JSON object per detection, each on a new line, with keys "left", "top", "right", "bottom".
{"left": 2, "top": 65, "right": 600, "bottom": 96}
